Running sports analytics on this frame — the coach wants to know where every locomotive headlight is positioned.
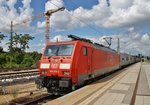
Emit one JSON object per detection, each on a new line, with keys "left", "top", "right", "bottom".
{"left": 41, "top": 70, "right": 47, "bottom": 74}
{"left": 40, "top": 63, "right": 50, "bottom": 69}
{"left": 60, "top": 64, "right": 70, "bottom": 69}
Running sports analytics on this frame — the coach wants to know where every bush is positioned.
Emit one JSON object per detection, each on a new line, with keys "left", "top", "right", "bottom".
{"left": 21, "top": 57, "right": 34, "bottom": 67}
{"left": 0, "top": 52, "right": 41, "bottom": 68}
{"left": 0, "top": 53, "right": 7, "bottom": 68}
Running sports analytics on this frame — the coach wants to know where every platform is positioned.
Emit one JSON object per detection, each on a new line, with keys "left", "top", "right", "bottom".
{"left": 44, "top": 62, "right": 150, "bottom": 105}
{"left": 135, "top": 62, "right": 150, "bottom": 105}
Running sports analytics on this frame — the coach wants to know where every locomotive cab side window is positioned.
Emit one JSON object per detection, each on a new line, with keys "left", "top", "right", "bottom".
{"left": 83, "top": 47, "right": 87, "bottom": 56}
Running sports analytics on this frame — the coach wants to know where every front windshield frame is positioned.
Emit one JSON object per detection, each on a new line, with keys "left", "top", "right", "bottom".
{"left": 44, "top": 44, "right": 74, "bottom": 56}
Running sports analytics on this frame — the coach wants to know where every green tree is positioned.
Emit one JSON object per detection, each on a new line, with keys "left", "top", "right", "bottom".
{"left": 7, "top": 33, "right": 34, "bottom": 52}
{"left": 13, "top": 33, "right": 20, "bottom": 48}
{"left": 19, "top": 34, "right": 34, "bottom": 52}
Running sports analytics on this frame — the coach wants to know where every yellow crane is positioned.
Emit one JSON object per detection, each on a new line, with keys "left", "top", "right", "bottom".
{"left": 10, "top": 7, "right": 65, "bottom": 52}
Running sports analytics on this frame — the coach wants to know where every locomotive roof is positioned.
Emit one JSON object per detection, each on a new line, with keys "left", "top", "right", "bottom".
{"left": 68, "top": 35, "right": 117, "bottom": 53}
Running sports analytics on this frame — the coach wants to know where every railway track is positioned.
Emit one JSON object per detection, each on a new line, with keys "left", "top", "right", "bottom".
{"left": 0, "top": 70, "right": 39, "bottom": 86}
{"left": 0, "top": 71, "right": 38, "bottom": 80}
{"left": 0, "top": 67, "right": 37, "bottom": 72}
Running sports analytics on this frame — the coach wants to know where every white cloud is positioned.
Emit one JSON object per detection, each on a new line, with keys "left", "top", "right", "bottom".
{"left": 27, "top": 43, "right": 45, "bottom": 52}
{"left": 37, "top": 0, "right": 110, "bottom": 30}
{"left": 37, "top": 21, "right": 45, "bottom": 28}
{"left": 37, "top": 0, "right": 150, "bottom": 30}
{"left": 141, "top": 34, "right": 150, "bottom": 42}
{"left": 128, "top": 27, "right": 135, "bottom": 32}
{"left": 111, "top": 0, "right": 133, "bottom": 9}
{"left": 0, "top": 0, "right": 33, "bottom": 33}
{"left": 45, "top": 0, "right": 64, "bottom": 12}
{"left": 0, "top": 40, "right": 8, "bottom": 51}
{"left": 26, "top": 30, "right": 150, "bottom": 56}
{"left": 116, "top": 30, "right": 150, "bottom": 56}
{"left": 51, "top": 35, "right": 70, "bottom": 42}
{"left": 35, "top": 0, "right": 150, "bottom": 56}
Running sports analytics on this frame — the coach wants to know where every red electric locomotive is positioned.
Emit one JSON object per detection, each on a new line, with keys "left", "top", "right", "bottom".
{"left": 35, "top": 35, "right": 120, "bottom": 95}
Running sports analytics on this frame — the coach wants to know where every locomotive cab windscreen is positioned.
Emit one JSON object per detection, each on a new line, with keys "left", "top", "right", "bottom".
{"left": 44, "top": 44, "right": 74, "bottom": 57}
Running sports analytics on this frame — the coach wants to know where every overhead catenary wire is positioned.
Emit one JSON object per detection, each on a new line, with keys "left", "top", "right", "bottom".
{"left": 64, "top": 0, "right": 111, "bottom": 36}
{"left": 50, "top": 1, "right": 105, "bottom": 36}
{"left": 61, "top": 0, "right": 110, "bottom": 34}
{"left": 61, "top": 0, "right": 111, "bottom": 36}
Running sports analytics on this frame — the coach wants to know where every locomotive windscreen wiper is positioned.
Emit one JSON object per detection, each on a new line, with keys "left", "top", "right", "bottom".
{"left": 48, "top": 56, "right": 52, "bottom": 59}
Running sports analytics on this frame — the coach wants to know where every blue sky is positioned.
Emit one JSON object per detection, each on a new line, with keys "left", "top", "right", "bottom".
{"left": 15, "top": 0, "right": 108, "bottom": 39}
{"left": 3, "top": 0, "right": 150, "bottom": 36}
{"left": 0, "top": 0, "right": 150, "bottom": 55}
{"left": 27, "top": 0, "right": 100, "bottom": 26}
{"left": 27, "top": 0, "right": 123, "bottom": 40}
{"left": 29, "top": 0, "right": 111, "bottom": 36}
{"left": 17, "top": 0, "right": 117, "bottom": 45}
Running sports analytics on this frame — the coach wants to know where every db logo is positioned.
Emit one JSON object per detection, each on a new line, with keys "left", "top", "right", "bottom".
{"left": 54, "top": 59, "right": 58, "bottom": 62}
{"left": 51, "top": 64, "right": 58, "bottom": 68}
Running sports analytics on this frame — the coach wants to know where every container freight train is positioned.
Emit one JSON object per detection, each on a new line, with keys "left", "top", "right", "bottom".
{"left": 35, "top": 35, "right": 140, "bottom": 95}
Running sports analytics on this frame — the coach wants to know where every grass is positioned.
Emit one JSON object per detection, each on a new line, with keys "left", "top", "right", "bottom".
{"left": 11, "top": 86, "right": 18, "bottom": 99}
